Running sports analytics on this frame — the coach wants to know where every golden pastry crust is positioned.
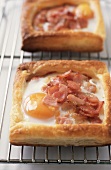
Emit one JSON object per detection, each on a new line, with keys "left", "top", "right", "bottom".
{"left": 10, "top": 60, "right": 111, "bottom": 146}
{"left": 21, "top": 0, "right": 105, "bottom": 52}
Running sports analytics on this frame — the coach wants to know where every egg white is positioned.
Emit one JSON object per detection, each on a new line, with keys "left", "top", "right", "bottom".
{"left": 23, "top": 77, "right": 47, "bottom": 99}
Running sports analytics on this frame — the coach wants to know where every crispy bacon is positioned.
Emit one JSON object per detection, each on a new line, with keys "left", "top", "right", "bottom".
{"left": 59, "top": 71, "right": 88, "bottom": 84}
{"left": 56, "top": 116, "right": 73, "bottom": 124}
{"left": 41, "top": 70, "right": 103, "bottom": 124}
{"left": 67, "top": 80, "right": 81, "bottom": 91}
{"left": 42, "top": 85, "right": 47, "bottom": 92}
{"left": 65, "top": 119, "right": 73, "bottom": 124}
{"left": 73, "top": 113, "right": 88, "bottom": 124}
{"left": 48, "top": 76, "right": 67, "bottom": 86}
{"left": 77, "top": 92, "right": 87, "bottom": 100}
{"left": 84, "top": 82, "right": 97, "bottom": 93}
{"left": 34, "top": 5, "right": 90, "bottom": 31}
{"left": 86, "top": 94, "right": 99, "bottom": 106}
{"left": 96, "top": 101, "right": 104, "bottom": 113}
{"left": 46, "top": 5, "right": 75, "bottom": 25}
{"left": 43, "top": 95, "right": 58, "bottom": 107}
{"left": 79, "top": 105, "right": 99, "bottom": 117}
{"left": 59, "top": 70, "right": 74, "bottom": 79}
{"left": 48, "top": 84, "right": 59, "bottom": 95}
{"left": 54, "top": 19, "right": 70, "bottom": 31}
{"left": 61, "top": 101, "right": 75, "bottom": 111}
{"left": 86, "top": 101, "right": 98, "bottom": 107}
{"left": 53, "top": 84, "right": 68, "bottom": 102}
{"left": 77, "top": 93, "right": 99, "bottom": 106}
{"left": 48, "top": 77, "right": 60, "bottom": 86}
{"left": 73, "top": 73, "right": 88, "bottom": 84}
{"left": 69, "top": 20, "right": 81, "bottom": 29}
{"left": 34, "top": 5, "right": 88, "bottom": 31}
{"left": 46, "top": 6, "right": 65, "bottom": 24}
{"left": 87, "top": 95, "right": 99, "bottom": 103}
{"left": 79, "top": 101, "right": 104, "bottom": 118}
{"left": 78, "top": 18, "right": 88, "bottom": 28}
{"left": 46, "top": 11, "right": 60, "bottom": 24}
{"left": 63, "top": 13, "right": 75, "bottom": 20}
{"left": 67, "top": 94, "right": 85, "bottom": 105}
{"left": 88, "top": 117, "right": 102, "bottom": 124}
{"left": 34, "top": 10, "right": 47, "bottom": 24}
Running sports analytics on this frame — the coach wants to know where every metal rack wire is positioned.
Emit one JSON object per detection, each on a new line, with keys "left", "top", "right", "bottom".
{"left": 0, "top": 0, "right": 111, "bottom": 165}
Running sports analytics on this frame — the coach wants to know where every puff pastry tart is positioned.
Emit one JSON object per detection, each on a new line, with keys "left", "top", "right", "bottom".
{"left": 21, "top": 0, "right": 105, "bottom": 52}
{"left": 10, "top": 60, "right": 111, "bottom": 146}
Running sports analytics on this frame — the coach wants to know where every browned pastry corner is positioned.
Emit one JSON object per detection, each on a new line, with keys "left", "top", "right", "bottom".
{"left": 21, "top": 0, "right": 106, "bottom": 52}
{"left": 10, "top": 60, "right": 111, "bottom": 146}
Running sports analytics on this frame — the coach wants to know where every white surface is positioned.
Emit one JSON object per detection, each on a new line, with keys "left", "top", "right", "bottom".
{"left": 1, "top": 164, "right": 111, "bottom": 170}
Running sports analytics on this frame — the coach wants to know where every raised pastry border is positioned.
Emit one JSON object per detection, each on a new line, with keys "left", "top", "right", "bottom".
{"left": 10, "top": 60, "right": 111, "bottom": 146}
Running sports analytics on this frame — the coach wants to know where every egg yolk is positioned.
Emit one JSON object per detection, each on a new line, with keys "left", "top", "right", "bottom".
{"left": 76, "top": 3, "right": 94, "bottom": 19}
{"left": 23, "top": 93, "right": 59, "bottom": 119}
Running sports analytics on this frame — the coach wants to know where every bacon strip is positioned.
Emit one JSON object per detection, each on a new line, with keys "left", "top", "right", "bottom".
{"left": 79, "top": 101, "right": 103, "bottom": 118}
{"left": 53, "top": 84, "right": 68, "bottom": 102}
{"left": 88, "top": 117, "right": 102, "bottom": 124}
{"left": 61, "top": 101, "right": 74, "bottom": 111}
{"left": 67, "top": 80, "right": 80, "bottom": 91}
{"left": 59, "top": 71, "right": 88, "bottom": 84}
{"left": 41, "top": 70, "right": 104, "bottom": 123}
{"left": 48, "top": 84, "right": 59, "bottom": 95}
{"left": 96, "top": 101, "right": 104, "bottom": 113}
{"left": 43, "top": 95, "right": 58, "bottom": 107}
{"left": 84, "top": 82, "right": 97, "bottom": 93}
{"left": 73, "top": 113, "right": 88, "bottom": 124}
{"left": 67, "top": 94, "right": 85, "bottom": 105}
{"left": 87, "top": 95, "right": 99, "bottom": 103}
{"left": 34, "top": 5, "right": 91, "bottom": 31}
{"left": 56, "top": 116, "right": 73, "bottom": 124}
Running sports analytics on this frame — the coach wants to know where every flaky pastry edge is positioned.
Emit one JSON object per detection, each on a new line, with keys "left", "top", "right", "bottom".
{"left": 10, "top": 60, "right": 111, "bottom": 146}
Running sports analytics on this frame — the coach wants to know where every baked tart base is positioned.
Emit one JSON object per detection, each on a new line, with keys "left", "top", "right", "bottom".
{"left": 10, "top": 60, "right": 111, "bottom": 146}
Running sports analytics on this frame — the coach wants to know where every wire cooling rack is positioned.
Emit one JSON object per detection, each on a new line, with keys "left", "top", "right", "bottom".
{"left": 0, "top": 0, "right": 111, "bottom": 165}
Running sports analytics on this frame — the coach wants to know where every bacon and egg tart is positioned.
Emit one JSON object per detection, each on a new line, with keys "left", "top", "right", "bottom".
{"left": 10, "top": 60, "right": 111, "bottom": 146}
{"left": 21, "top": 0, "right": 105, "bottom": 52}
